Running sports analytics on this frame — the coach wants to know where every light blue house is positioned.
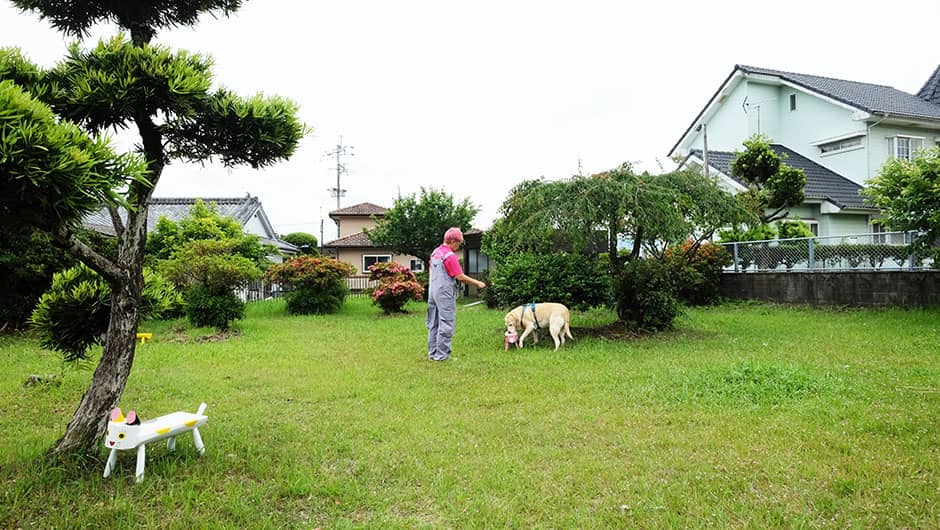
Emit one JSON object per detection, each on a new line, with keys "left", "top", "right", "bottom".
{"left": 670, "top": 64, "right": 940, "bottom": 237}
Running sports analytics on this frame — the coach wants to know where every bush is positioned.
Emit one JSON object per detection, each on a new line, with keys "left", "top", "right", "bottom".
{"left": 367, "top": 262, "right": 423, "bottom": 314}
{"left": 616, "top": 258, "right": 679, "bottom": 332}
{"left": 30, "top": 265, "right": 183, "bottom": 361}
{"left": 158, "top": 239, "right": 261, "bottom": 330}
{"left": 184, "top": 284, "right": 244, "bottom": 330}
{"left": 663, "top": 241, "right": 732, "bottom": 305}
{"left": 266, "top": 256, "right": 356, "bottom": 315}
{"left": 485, "top": 252, "right": 611, "bottom": 310}
{"left": 0, "top": 227, "right": 75, "bottom": 329}
{"left": 281, "top": 232, "right": 319, "bottom": 255}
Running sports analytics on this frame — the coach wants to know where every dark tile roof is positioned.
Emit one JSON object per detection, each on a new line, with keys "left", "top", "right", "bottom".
{"left": 323, "top": 231, "right": 375, "bottom": 247}
{"left": 916, "top": 65, "right": 940, "bottom": 105}
{"left": 739, "top": 64, "right": 940, "bottom": 121}
{"left": 81, "top": 195, "right": 299, "bottom": 253}
{"left": 691, "top": 145, "right": 871, "bottom": 210}
{"left": 328, "top": 202, "right": 387, "bottom": 217}
{"left": 147, "top": 196, "right": 261, "bottom": 226}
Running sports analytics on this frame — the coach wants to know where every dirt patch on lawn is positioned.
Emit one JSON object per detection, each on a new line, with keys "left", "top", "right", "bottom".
{"left": 164, "top": 327, "right": 241, "bottom": 343}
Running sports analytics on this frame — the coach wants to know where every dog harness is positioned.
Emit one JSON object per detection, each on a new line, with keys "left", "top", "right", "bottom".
{"left": 519, "top": 302, "right": 540, "bottom": 330}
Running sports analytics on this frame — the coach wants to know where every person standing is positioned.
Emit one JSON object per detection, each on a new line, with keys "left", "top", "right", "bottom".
{"left": 426, "top": 227, "right": 486, "bottom": 361}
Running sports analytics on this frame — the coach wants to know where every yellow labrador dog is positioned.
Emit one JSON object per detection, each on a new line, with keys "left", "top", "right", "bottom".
{"left": 504, "top": 302, "right": 573, "bottom": 351}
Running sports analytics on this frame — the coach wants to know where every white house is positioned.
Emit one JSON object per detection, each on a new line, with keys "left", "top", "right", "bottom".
{"left": 670, "top": 64, "right": 940, "bottom": 237}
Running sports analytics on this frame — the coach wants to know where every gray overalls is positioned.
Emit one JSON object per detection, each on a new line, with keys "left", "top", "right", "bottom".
{"left": 426, "top": 249, "right": 457, "bottom": 361}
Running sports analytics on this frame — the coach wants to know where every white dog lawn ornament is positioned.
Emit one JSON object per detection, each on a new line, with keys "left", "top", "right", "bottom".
{"left": 103, "top": 403, "right": 208, "bottom": 483}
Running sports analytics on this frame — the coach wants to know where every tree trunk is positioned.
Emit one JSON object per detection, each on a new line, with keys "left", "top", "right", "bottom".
{"left": 48, "top": 209, "right": 149, "bottom": 457}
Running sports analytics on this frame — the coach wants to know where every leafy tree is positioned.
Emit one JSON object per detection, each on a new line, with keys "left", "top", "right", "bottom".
{"left": 864, "top": 146, "right": 940, "bottom": 255}
{"left": 147, "top": 199, "right": 271, "bottom": 266}
{"left": 281, "top": 232, "right": 319, "bottom": 255}
{"left": 729, "top": 135, "right": 806, "bottom": 224}
{"left": 1, "top": 2, "right": 305, "bottom": 456}
{"left": 159, "top": 239, "right": 261, "bottom": 330}
{"left": 365, "top": 188, "right": 478, "bottom": 269}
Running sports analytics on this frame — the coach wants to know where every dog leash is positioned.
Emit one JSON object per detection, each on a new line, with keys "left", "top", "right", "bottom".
{"left": 520, "top": 302, "right": 540, "bottom": 329}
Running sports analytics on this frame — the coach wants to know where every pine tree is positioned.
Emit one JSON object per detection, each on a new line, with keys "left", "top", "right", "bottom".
{"left": 1, "top": 0, "right": 306, "bottom": 456}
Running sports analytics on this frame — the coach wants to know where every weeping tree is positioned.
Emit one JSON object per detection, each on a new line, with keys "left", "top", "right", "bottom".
{"left": 1, "top": 1, "right": 305, "bottom": 456}
{"left": 484, "top": 164, "right": 750, "bottom": 278}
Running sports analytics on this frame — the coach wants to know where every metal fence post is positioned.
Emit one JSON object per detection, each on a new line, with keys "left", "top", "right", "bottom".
{"left": 808, "top": 237, "right": 815, "bottom": 271}
{"left": 733, "top": 243, "right": 739, "bottom": 272}
{"left": 907, "top": 230, "right": 915, "bottom": 270}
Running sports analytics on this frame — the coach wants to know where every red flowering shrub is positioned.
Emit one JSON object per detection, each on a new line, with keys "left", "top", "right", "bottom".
{"left": 367, "top": 262, "right": 423, "bottom": 314}
{"left": 663, "top": 240, "right": 731, "bottom": 306}
{"left": 266, "top": 256, "right": 355, "bottom": 314}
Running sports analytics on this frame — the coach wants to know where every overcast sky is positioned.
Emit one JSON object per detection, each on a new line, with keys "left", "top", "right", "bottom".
{"left": 3, "top": 0, "right": 939, "bottom": 240}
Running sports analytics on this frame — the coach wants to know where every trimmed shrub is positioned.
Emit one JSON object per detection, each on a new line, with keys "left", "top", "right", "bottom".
{"left": 159, "top": 239, "right": 261, "bottom": 330}
{"left": 266, "top": 256, "right": 355, "bottom": 315}
{"left": 30, "top": 265, "right": 183, "bottom": 361}
{"left": 616, "top": 258, "right": 679, "bottom": 332}
{"left": 184, "top": 284, "right": 244, "bottom": 329}
{"left": 664, "top": 241, "right": 732, "bottom": 305}
{"left": 485, "top": 252, "right": 611, "bottom": 310}
{"left": 368, "top": 262, "right": 423, "bottom": 314}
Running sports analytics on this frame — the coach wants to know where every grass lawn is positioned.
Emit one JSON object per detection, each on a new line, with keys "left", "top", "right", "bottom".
{"left": 1, "top": 296, "right": 938, "bottom": 528}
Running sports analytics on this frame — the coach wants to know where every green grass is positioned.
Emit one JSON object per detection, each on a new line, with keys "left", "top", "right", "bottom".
{"left": 1, "top": 297, "right": 939, "bottom": 528}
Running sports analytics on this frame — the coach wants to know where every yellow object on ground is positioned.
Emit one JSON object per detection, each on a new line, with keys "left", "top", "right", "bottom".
{"left": 136, "top": 333, "right": 153, "bottom": 344}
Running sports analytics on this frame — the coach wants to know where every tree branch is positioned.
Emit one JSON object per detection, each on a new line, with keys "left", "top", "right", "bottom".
{"left": 107, "top": 205, "right": 125, "bottom": 239}
{"left": 764, "top": 206, "right": 789, "bottom": 223}
{"left": 54, "top": 227, "right": 122, "bottom": 282}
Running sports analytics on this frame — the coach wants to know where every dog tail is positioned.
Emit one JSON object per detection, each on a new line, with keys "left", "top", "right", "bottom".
{"left": 565, "top": 321, "right": 573, "bottom": 340}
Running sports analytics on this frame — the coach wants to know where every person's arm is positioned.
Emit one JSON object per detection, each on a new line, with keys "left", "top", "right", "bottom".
{"left": 455, "top": 273, "right": 486, "bottom": 290}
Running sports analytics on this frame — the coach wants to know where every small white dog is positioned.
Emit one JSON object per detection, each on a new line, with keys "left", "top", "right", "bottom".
{"left": 504, "top": 302, "right": 573, "bottom": 351}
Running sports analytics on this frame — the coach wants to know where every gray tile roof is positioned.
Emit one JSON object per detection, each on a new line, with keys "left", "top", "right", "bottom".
{"left": 81, "top": 196, "right": 299, "bottom": 253}
{"left": 147, "top": 196, "right": 262, "bottom": 226}
{"left": 691, "top": 145, "right": 872, "bottom": 210}
{"left": 916, "top": 65, "right": 940, "bottom": 105}
{"left": 739, "top": 64, "right": 940, "bottom": 121}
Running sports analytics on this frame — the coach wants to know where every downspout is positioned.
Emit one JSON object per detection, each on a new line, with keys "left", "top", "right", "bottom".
{"left": 866, "top": 113, "right": 890, "bottom": 182}
{"left": 865, "top": 113, "right": 889, "bottom": 232}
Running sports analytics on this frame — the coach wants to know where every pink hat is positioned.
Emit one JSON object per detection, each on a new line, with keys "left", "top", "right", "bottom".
{"left": 443, "top": 227, "right": 464, "bottom": 244}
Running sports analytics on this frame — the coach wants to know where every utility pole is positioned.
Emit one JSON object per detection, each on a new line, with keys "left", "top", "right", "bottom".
{"left": 319, "top": 206, "right": 324, "bottom": 252}
{"left": 325, "top": 136, "right": 354, "bottom": 239}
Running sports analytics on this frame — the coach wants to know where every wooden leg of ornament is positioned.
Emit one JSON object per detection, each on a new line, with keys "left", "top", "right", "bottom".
{"left": 193, "top": 427, "right": 205, "bottom": 456}
{"left": 103, "top": 448, "right": 118, "bottom": 478}
{"left": 135, "top": 443, "right": 147, "bottom": 483}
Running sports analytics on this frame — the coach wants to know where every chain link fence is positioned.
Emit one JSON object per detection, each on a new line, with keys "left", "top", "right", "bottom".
{"left": 722, "top": 231, "right": 934, "bottom": 272}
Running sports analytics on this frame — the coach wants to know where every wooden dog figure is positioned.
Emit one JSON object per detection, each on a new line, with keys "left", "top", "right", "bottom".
{"left": 103, "top": 403, "right": 208, "bottom": 483}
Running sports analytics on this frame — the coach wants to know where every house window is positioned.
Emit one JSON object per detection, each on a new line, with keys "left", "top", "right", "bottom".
{"left": 789, "top": 94, "right": 797, "bottom": 111}
{"left": 409, "top": 259, "right": 424, "bottom": 272}
{"left": 889, "top": 136, "right": 925, "bottom": 160}
{"left": 872, "top": 221, "right": 886, "bottom": 244}
{"left": 362, "top": 254, "right": 391, "bottom": 272}
{"left": 819, "top": 135, "right": 863, "bottom": 154}
{"left": 467, "top": 248, "right": 489, "bottom": 274}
